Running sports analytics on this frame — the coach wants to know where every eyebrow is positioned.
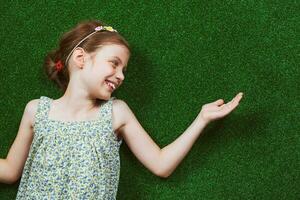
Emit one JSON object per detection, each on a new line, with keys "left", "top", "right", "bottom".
{"left": 113, "top": 56, "right": 127, "bottom": 70}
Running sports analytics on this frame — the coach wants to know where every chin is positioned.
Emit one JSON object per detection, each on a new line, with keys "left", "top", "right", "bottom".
{"left": 96, "top": 93, "right": 111, "bottom": 101}
{"left": 105, "top": 92, "right": 113, "bottom": 100}
{"left": 101, "top": 95, "right": 110, "bottom": 101}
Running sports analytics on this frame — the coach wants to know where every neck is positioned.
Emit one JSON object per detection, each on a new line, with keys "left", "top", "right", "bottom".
{"left": 56, "top": 79, "right": 100, "bottom": 114}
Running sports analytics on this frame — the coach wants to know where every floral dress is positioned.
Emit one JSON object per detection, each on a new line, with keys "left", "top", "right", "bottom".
{"left": 16, "top": 96, "right": 123, "bottom": 200}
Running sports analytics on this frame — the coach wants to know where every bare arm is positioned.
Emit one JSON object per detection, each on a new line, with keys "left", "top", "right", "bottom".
{"left": 115, "top": 92, "right": 243, "bottom": 178}
{"left": 0, "top": 99, "right": 38, "bottom": 184}
{"left": 114, "top": 100, "right": 163, "bottom": 177}
{"left": 115, "top": 99, "right": 205, "bottom": 178}
{"left": 0, "top": 159, "right": 15, "bottom": 184}
{"left": 159, "top": 116, "right": 207, "bottom": 178}
{"left": 159, "top": 92, "right": 243, "bottom": 177}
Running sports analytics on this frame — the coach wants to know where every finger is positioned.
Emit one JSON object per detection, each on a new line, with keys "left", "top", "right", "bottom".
{"left": 213, "top": 99, "right": 224, "bottom": 106}
{"left": 229, "top": 92, "right": 243, "bottom": 104}
{"left": 214, "top": 93, "right": 243, "bottom": 110}
{"left": 238, "top": 92, "right": 243, "bottom": 96}
{"left": 222, "top": 92, "right": 243, "bottom": 104}
{"left": 228, "top": 95, "right": 242, "bottom": 109}
{"left": 219, "top": 102, "right": 232, "bottom": 110}
{"left": 221, "top": 98, "right": 238, "bottom": 110}
{"left": 232, "top": 93, "right": 243, "bottom": 105}
{"left": 218, "top": 92, "right": 243, "bottom": 110}
{"left": 236, "top": 92, "right": 243, "bottom": 101}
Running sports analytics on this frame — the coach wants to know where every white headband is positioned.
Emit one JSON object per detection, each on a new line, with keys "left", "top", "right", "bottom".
{"left": 65, "top": 25, "right": 118, "bottom": 65}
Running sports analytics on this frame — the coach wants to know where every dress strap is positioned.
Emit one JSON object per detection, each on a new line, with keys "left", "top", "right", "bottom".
{"left": 99, "top": 96, "right": 115, "bottom": 120}
{"left": 35, "top": 96, "right": 51, "bottom": 123}
{"left": 102, "top": 96, "right": 123, "bottom": 146}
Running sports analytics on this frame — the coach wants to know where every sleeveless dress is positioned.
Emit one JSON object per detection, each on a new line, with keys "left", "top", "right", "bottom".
{"left": 16, "top": 96, "right": 123, "bottom": 200}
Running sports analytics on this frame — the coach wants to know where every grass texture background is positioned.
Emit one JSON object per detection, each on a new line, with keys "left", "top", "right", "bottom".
{"left": 0, "top": 0, "right": 299, "bottom": 199}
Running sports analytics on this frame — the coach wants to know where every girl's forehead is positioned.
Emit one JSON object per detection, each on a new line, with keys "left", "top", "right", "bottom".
{"left": 97, "top": 44, "right": 128, "bottom": 55}
{"left": 95, "top": 44, "right": 129, "bottom": 61}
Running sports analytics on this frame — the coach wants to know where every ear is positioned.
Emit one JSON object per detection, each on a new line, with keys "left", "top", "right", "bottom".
{"left": 71, "top": 47, "right": 86, "bottom": 69}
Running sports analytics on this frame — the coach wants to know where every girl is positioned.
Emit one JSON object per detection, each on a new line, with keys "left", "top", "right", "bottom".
{"left": 0, "top": 20, "right": 243, "bottom": 199}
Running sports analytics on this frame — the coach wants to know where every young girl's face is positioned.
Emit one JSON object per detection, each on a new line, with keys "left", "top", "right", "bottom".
{"left": 82, "top": 44, "right": 129, "bottom": 100}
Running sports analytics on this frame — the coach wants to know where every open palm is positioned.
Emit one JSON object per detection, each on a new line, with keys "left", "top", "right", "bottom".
{"left": 198, "top": 92, "right": 244, "bottom": 124}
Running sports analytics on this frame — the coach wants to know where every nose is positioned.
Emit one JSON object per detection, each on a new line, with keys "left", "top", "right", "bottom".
{"left": 116, "top": 70, "right": 125, "bottom": 83}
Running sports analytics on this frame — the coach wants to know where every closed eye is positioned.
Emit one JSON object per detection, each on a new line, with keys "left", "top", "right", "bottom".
{"left": 111, "top": 60, "right": 118, "bottom": 66}
{"left": 111, "top": 60, "right": 127, "bottom": 73}
{"left": 110, "top": 61, "right": 118, "bottom": 70}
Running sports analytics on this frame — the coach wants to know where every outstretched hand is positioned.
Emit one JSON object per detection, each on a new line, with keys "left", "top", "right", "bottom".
{"left": 197, "top": 92, "right": 244, "bottom": 125}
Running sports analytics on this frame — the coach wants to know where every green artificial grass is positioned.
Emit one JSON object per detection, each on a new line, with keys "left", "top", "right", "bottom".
{"left": 0, "top": 1, "right": 299, "bottom": 199}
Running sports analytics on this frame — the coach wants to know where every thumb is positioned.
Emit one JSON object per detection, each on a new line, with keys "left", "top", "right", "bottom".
{"left": 213, "top": 99, "right": 224, "bottom": 106}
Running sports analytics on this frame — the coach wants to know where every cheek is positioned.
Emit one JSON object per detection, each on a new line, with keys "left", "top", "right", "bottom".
{"left": 102, "top": 64, "right": 115, "bottom": 75}
{"left": 91, "top": 63, "right": 115, "bottom": 78}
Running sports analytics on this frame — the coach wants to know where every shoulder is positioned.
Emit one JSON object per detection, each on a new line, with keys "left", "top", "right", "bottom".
{"left": 112, "top": 98, "right": 127, "bottom": 108}
{"left": 24, "top": 99, "right": 40, "bottom": 127}
{"left": 111, "top": 98, "right": 129, "bottom": 120}
{"left": 112, "top": 98, "right": 131, "bottom": 116}
{"left": 111, "top": 98, "right": 132, "bottom": 132}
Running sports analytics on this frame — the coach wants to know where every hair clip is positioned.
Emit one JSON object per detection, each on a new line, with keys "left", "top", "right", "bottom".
{"left": 95, "top": 26, "right": 118, "bottom": 32}
{"left": 55, "top": 60, "right": 64, "bottom": 72}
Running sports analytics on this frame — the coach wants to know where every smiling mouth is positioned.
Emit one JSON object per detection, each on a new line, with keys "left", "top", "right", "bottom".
{"left": 105, "top": 80, "right": 116, "bottom": 91}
